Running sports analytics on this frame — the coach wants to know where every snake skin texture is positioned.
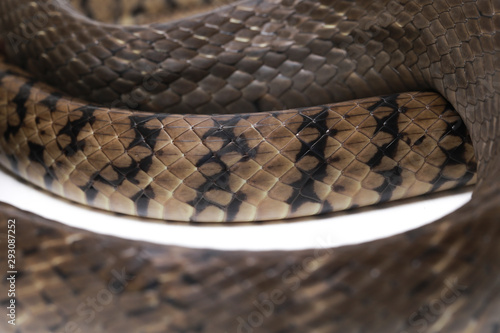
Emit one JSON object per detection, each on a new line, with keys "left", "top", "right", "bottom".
{"left": 0, "top": 0, "right": 499, "bottom": 332}
{"left": 0, "top": 0, "right": 480, "bottom": 221}
{"left": 0, "top": 65, "right": 477, "bottom": 221}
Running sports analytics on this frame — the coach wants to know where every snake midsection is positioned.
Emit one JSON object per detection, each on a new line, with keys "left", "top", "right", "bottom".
{"left": 0, "top": 0, "right": 499, "bottom": 332}
{"left": 0, "top": 63, "right": 477, "bottom": 221}
{"left": 0, "top": 0, "right": 481, "bottom": 221}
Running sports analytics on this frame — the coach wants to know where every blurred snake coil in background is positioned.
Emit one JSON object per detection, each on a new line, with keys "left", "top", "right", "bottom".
{"left": 0, "top": 0, "right": 499, "bottom": 332}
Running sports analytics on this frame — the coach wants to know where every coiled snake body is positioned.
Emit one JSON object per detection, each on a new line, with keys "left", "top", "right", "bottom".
{"left": 0, "top": 0, "right": 499, "bottom": 332}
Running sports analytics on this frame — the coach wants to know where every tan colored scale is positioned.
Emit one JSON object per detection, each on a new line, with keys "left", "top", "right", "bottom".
{"left": 0, "top": 0, "right": 499, "bottom": 331}
{"left": 0, "top": 63, "right": 476, "bottom": 221}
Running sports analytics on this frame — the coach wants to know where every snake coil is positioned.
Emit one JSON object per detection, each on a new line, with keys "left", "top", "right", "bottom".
{"left": 0, "top": 0, "right": 499, "bottom": 332}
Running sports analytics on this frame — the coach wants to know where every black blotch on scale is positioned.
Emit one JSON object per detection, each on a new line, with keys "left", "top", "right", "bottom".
{"left": 79, "top": 171, "right": 115, "bottom": 204}
{"left": 27, "top": 141, "right": 57, "bottom": 189}
{"left": 184, "top": 116, "right": 255, "bottom": 221}
{"left": 429, "top": 169, "right": 475, "bottom": 193}
{"left": 129, "top": 115, "right": 166, "bottom": 150}
{"left": 112, "top": 161, "right": 141, "bottom": 184}
{"left": 285, "top": 107, "right": 332, "bottom": 213}
{"left": 333, "top": 185, "right": 345, "bottom": 192}
{"left": 128, "top": 115, "right": 167, "bottom": 174}
{"left": 40, "top": 93, "right": 62, "bottom": 112}
{"left": 438, "top": 118, "right": 470, "bottom": 168}
{"left": 57, "top": 106, "right": 96, "bottom": 157}
{"left": 369, "top": 94, "right": 402, "bottom": 138}
{"left": 80, "top": 114, "right": 167, "bottom": 202}
{"left": 414, "top": 135, "right": 425, "bottom": 146}
{"left": 131, "top": 184, "right": 156, "bottom": 217}
{"left": 28, "top": 142, "right": 46, "bottom": 167}
{"left": 429, "top": 104, "right": 477, "bottom": 192}
{"left": 365, "top": 95, "right": 405, "bottom": 202}
{"left": 3, "top": 82, "right": 33, "bottom": 141}
{"left": 319, "top": 200, "right": 334, "bottom": 214}
{"left": 79, "top": 175, "right": 100, "bottom": 204}
{"left": 373, "top": 166, "right": 403, "bottom": 203}
{"left": 114, "top": 116, "right": 165, "bottom": 212}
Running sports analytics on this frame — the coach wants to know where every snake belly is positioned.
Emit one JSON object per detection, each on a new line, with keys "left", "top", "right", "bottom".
{"left": 0, "top": 0, "right": 499, "bottom": 332}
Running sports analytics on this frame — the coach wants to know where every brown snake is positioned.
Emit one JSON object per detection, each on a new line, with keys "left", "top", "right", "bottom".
{"left": 0, "top": 0, "right": 499, "bottom": 332}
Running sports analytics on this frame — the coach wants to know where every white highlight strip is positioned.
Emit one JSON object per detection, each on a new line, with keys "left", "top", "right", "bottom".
{"left": 0, "top": 170, "right": 471, "bottom": 251}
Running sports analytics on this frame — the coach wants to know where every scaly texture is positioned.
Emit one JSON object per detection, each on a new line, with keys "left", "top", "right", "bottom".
{"left": 0, "top": 0, "right": 499, "bottom": 332}
{"left": 0, "top": 65, "right": 477, "bottom": 221}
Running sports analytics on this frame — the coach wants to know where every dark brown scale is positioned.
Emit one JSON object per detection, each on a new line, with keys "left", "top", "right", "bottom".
{"left": 0, "top": 0, "right": 499, "bottom": 332}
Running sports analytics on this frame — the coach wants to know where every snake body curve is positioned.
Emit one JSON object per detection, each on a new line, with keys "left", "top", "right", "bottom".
{"left": 0, "top": 0, "right": 499, "bottom": 332}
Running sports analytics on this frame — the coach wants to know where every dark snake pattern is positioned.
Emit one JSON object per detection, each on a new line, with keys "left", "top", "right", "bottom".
{"left": 0, "top": 0, "right": 499, "bottom": 332}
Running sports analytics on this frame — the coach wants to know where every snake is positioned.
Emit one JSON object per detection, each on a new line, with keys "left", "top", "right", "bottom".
{"left": 0, "top": 0, "right": 498, "bottom": 332}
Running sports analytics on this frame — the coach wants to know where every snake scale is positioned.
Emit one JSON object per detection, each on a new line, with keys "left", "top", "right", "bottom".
{"left": 0, "top": 0, "right": 499, "bottom": 332}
